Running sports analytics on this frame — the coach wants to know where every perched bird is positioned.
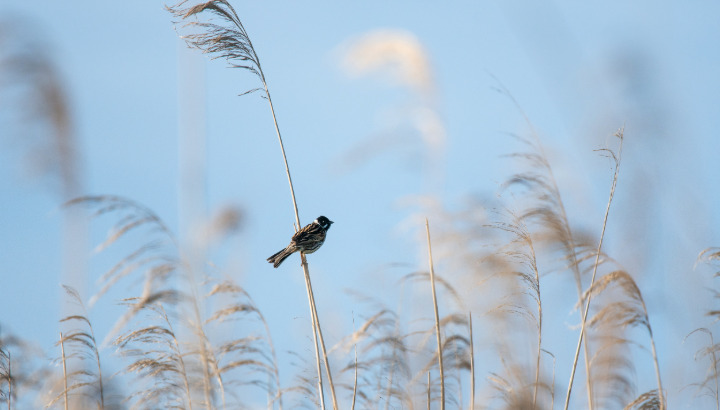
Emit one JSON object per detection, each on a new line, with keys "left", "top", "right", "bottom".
{"left": 267, "top": 216, "right": 334, "bottom": 268}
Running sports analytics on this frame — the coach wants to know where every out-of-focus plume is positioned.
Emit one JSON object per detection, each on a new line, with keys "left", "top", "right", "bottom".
{"left": 192, "top": 205, "right": 244, "bottom": 249}
{"left": 0, "top": 16, "right": 88, "bottom": 314}
{"left": 342, "top": 29, "right": 434, "bottom": 96}
{"left": 0, "top": 19, "right": 81, "bottom": 198}
{"left": 338, "top": 29, "right": 445, "bottom": 190}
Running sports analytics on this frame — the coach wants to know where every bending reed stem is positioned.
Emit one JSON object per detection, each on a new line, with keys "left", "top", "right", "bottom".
{"left": 564, "top": 129, "right": 624, "bottom": 410}
{"left": 425, "top": 219, "right": 445, "bottom": 410}
{"left": 60, "top": 333, "right": 68, "bottom": 410}
{"left": 264, "top": 83, "right": 338, "bottom": 410}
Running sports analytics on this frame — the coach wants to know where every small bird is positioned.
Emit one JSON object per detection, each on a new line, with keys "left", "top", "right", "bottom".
{"left": 267, "top": 216, "right": 334, "bottom": 268}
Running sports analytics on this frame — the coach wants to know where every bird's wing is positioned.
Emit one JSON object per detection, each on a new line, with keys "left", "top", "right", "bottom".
{"left": 292, "top": 224, "right": 322, "bottom": 242}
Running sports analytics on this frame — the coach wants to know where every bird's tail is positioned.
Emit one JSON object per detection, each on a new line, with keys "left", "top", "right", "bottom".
{"left": 267, "top": 246, "right": 295, "bottom": 268}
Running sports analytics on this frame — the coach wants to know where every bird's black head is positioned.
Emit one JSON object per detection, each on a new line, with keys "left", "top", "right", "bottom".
{"left": 316, "top": 216, "right": 333, "bottom": 230}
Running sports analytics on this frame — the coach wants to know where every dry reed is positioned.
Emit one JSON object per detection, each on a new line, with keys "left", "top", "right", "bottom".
{"left": 4, "top": 4, "right": 713, "bottom": 410}
{"left": 167, "top": 2, "right": 338, "bottom": 407}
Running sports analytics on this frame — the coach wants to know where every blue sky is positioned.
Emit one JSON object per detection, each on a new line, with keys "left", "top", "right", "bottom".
{"left": 1, "top": 1, "right": 719, "bottom": 408}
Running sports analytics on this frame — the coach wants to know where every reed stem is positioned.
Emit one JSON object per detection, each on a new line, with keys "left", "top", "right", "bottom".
{"left": 425, "top": 219, "right": 445, "bottom": 410}
{"left": 60, "top": 332, "right": 68, "bottom": 410}
{"left": 564, "top": 129, "right": 624, "bottom": 410}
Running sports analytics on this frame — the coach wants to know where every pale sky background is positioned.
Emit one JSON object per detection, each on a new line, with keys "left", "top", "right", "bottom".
{"left": 1, "top": 1, "right": 719, "bottom": 408}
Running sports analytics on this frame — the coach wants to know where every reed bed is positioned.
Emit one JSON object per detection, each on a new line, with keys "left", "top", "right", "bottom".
{"left": 1, "top": 2, "right": 718, "bottom": 409}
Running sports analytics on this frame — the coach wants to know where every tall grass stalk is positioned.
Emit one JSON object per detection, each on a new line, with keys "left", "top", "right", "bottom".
{"left": 59, "top": 332, "right": 67, "bottom": 410}
{"left": 469, "top": 312, "right": 475, "bottom": 410}
{"left": 564, "top": 128, "right": 624, "bottom": 410}
{"left": 427, "top": 372, "right": 432, "bottom": 410}
{"left": 56, "top": 286, "right": 105, "bottom": 409}
{"left": 159, "top": 305, "right": 193, "bottom": 410}
{"left": 303, "top": 262, "right": 327, "bottom": 410}
{"left": 189, "top": 275, "right": 218, "bottom": 407}
{"left": 686, "top": 328, "right": 719, "bottom": 409}
{"left": 491, "top": 210, "right": 544, "bottom": 409}
{"left": 5, "top": 352, "right": 10, "bottom": 410}
{"left": 497, "top": 80, "right": 594, "bottom": 405}
{"left": 530, "top": 233, "right": 542, "bottom": 410}
{"left": 168, "top": 2, "right": 338, "bottom": 407}
{"left": 351, "top": 341, "right": 358, "bottom": 410}
{"left": 262, "top": 31, "right": 339, "bottom": 410}
{"left": 425, "top": 219, "right": 445, "bottom": 410}
{"left": 647, "top": 305, "right": 665, "bottom": 409}
{"left": 546, "top": 350, "right": 556, "bottom": 410}
{"left": 582, "top": 270, "right": 664, "bottom": 409}
{"left": 0, "top": 331, "right": 10, "bottom": 409}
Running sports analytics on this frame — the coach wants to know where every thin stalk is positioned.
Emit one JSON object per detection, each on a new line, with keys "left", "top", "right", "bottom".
{"left": 383, "top": 292, "right": 406, "bottom": 409}
{"left": 301, "top": 254, "right": 325, "bottom": 410}
{"left": 207, "top": 337, "right": 226, "bottom": 410}
{"left": 181, "top": 202, "right": 225, "bottom": 407}
{"left": 635, "top": 291, "right": 664, "bottom": 409}
{"left": 351, "top": 341, "right": 358, "bottom": 410}
{"left": 534, "top": 319, "right": 542, "bottom": 410}
{"left": 176, "top": 41, "right": 201, "bottom": 410}
{"left": 264, "top": 86, "right": 300, "bottom": 228}
{"left": 712, "top": 332, "right": 719, "bottom": 410}
{"left": 181, "top": 225, "right": 225, "bottom": 408}
{"left": 178, "top": 252, "right": 217, "bottom": 408}
{"left": 188, "top": 272, "right": 227, "bottom": 409}
{"left": 427, "top": 372, "right": 431, "bottom": 410}
{"left": 384, "top": 350, "right": 394, "bottom": 410}
{"left": 185, "top": 247, "right": 227, "bottom": 408}
{"left": 564, "top": 130, "right": 624, "bottom": 410}
{"left": 546, "top": 350, "right": 556, "bottom": 410}
{"left": 174, "top": 338, "right": 193, "bottom": 410}
{"left": 169, "top": 3, "right": 332, "bottom": 404}
{"left": 531, "top": 239, "right": 542, "bottom": 410}
{"left": 647, "top": 319, "right": 665, "bottom": 410}
{"left": 468, "top": 312, "right": 475, "bottom": 410}
{"left": 425, "top": 219, "right": 445, "bottom": 410}
{"left": 7, "top": 351, "right": 10, "bottom": 410}
{"left": 88, "top": 326, "right": 104, "bottom": 408}
{"left": 264, "top": 74, "right": 337, "bottom": 410}
{"left": 60, "top": 332, "right": 68, "bottom": 410}
{"left": 189, "top": 280, "right": 219, "bottom": 408}
{"left": 714, "top": 331, "right": 720, "bottom": 409}
{"left": 161, "top": 307, "right": 193, "bottom": 410}
{"left": 301, "top": 254, "right": 338, "bottom": 410}
{"left": 495, "top": 81, "right": 593, "bottom": 409}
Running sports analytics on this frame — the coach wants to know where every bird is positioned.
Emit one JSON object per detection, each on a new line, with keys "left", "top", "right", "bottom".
{"left": 267, "top": 216, "right": 334, "bottom": 268}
